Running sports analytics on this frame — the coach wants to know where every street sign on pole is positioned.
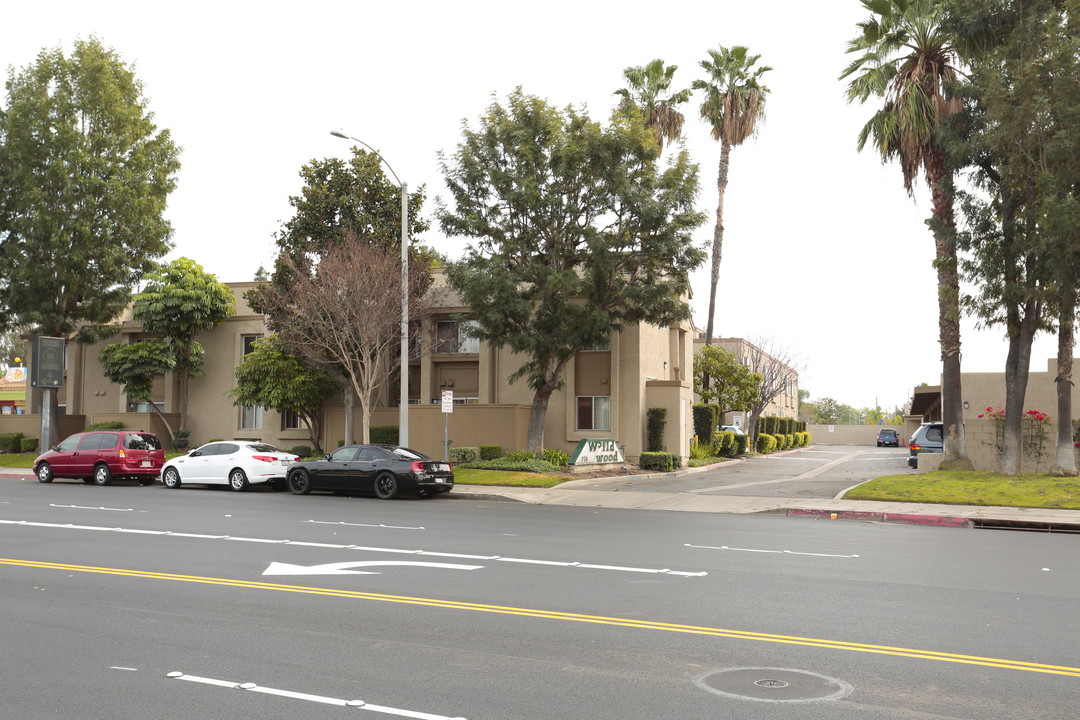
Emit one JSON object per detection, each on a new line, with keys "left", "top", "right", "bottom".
{"left": 441, "top": 391, "right": 453, "bottom": 462}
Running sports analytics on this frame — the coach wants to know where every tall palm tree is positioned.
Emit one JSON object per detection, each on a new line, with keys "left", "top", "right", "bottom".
{"left": 841, "top": 0, "right": 972, "bottom": 468}
{"left": 614, "top": 59, "right": 691, "bottom": 153}
{"left": 692, "top": 46, "right": 771, "bottom": 354}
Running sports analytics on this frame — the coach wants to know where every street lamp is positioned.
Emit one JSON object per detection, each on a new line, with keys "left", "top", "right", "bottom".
{"left": 330, "top": 129, "right": 410, "bottom": 447}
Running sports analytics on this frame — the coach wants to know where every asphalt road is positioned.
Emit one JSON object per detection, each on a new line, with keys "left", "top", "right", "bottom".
{"left": 2, "top": 472, "right": 1078, "bottom": 719}
{"left": 573, "top": 444, "right": 914, "bottom": 499}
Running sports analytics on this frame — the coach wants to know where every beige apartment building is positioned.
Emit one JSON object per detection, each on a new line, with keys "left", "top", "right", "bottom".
{"left": 691, "top": 336, "right": 800, "bottom": 428}
{"left": 12, "top": 272, "right": 698, "bottom": 463}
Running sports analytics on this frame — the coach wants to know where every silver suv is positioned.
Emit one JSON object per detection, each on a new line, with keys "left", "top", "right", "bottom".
{"left": 907, "top": 422, "right": 943, "bottom": 468}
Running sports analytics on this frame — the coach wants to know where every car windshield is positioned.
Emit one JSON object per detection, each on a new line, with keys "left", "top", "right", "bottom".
{"left": 124, "top": 433, "right": 161, "bottom": 450}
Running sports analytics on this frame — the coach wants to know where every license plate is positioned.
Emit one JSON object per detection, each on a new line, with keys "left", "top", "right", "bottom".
{"left": 281, "top": 459, "right": 292, "bottom": 465}
{"left": 435, "top": 478, "right": 446, "bottom": 483}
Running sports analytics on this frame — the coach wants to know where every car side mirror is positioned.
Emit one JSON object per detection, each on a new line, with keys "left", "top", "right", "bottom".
{"left": 51, "top": 445, "right": 60, "bottom": 452}
{"left": 324, "top": 454, "right": 332, "bottom": 461}
{"left": 188, "top": 450, "right": 200, "bottom": 457}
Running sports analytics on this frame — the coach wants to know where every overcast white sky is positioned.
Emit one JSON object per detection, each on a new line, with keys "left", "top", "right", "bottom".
{"left": 3, "top": 1, "right": 1058, "bottom": 411}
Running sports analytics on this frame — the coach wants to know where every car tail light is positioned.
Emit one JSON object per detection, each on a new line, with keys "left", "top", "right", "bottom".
{"left": 410, "top": 461, "right": 426, "bottom": 473}
{"left": 910, "top": 443, "right": 921, "bottom": 451}
{"left": 252, "top": 455, "right": 277, "bottom": 463}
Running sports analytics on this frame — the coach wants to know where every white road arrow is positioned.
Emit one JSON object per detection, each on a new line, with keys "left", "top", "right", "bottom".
{"left": 262, "top": 560, "right": 484, "bottom": 576}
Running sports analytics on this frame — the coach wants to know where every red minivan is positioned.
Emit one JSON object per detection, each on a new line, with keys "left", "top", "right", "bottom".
{"left": 34, "top": 430, "right": 165, "bottom": 486}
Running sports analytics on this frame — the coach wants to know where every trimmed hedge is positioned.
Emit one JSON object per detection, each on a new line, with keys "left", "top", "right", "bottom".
{"left": 459, "top": 457, "right": 559, "bottom": 473}
{"left": 85, "top": 421, "right": 125, "bottom": 431}
{"left": 289, "top": 445, "right": 313, "bottom": 458}
{"left": 639, "top": 451, "right": 682, "bottom": 472}
{"left": 756, "top": 433, "right": 777, "bottom": 454}
{"left": 646, "top": 407, "right": 667, "bottom": 452}
{"left": 449, "top": 446, "right": 479, "bottom": 464}
{"left": 20, "top": 437, "right": 39, "bottom": 453}
{"left": 692, "top": 404, "right": 719, "bottom": 445}
{"left": 711, "top": 430, "right": 736, "bottom": 458}
{"left": 734, "top": 433, "right": 749, "bottom": 455}
{"left": 479, "top": 444, "right": 503, "bottom": 461}
{"left": 0, "top": 433, "right": 24, "bottom": 453}
{"left": 370, "top": 425, "right": 399, "bottom": 444}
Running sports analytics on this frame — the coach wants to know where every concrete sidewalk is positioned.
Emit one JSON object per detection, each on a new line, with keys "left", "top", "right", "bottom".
{"left": 4, "top": 466, "right": 1078, "bottom": 531}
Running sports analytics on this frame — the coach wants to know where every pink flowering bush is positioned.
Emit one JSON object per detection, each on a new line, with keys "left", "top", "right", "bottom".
{"left": 978, "top": 406, "right": 1051, "bottom": 470}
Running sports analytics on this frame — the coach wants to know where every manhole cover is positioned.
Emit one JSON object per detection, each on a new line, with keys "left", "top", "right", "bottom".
{"left": 694, "top": 667, "right": 853, "bottom": 703}
{"left": 755, "top": 679, "right": 789, "bottom": 688}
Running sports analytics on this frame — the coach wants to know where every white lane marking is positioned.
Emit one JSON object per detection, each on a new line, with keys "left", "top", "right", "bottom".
{"left": 686, "top": 543, "right": 859, "bottom": 559}
{"left": 263, "top": 560, "right": 483, "bottom": 576}
{"left": 111, "top": 666, "right": 138, "bottom": 671}
{"left": 306, "top": 520, "right": 425, "bottom": 531}
{"left": 50, "top": 504, "right": 133, "bottom": 512}
{"left": 166, "top": 672, "right": 467, "bottom": 719}
{"left": 0, "top": 520, "right": 707, "bottom": 578}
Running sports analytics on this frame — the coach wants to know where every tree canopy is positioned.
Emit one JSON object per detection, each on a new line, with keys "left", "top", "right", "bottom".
{"left": 693, "top": 345, "right": 761, "bottom": 414}
{"left": 230, "top": 334, "right": 339, "bottom": 454}
{"left": 0, "top": 37, "right": 180, "bottom": 340}
{"left": 439, "top": 88, "right": 707, "bottom": 451}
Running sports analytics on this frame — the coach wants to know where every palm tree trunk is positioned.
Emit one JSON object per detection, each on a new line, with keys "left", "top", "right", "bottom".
{"left": 703, "top": 141, "right": 732, "bottom": 394}
{"left": 1053, "top": 301, "right": 1077, "bottom": 475}
{"left": 927, "top": 154, "right": 971, "bottom": 469}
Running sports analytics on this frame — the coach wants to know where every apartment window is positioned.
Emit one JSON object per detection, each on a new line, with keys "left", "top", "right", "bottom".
{"left": 577, "top": 396, "right": 611, "bottom": 431}
{"left": 282, "top": 410, "right": 302, "bottom": 430}
{"left": 242, "top": 334, "right": 262, "bottom": 357}
{"left": 241, "top": 405, "right": 263, "bottom": 430}
{"left": 435, "top": 320, "right": 479, "bottom": 354}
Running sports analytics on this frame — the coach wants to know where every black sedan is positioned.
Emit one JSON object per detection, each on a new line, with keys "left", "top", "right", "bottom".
{"left": 286, "top": 444, "right": 454, "bottom": 499}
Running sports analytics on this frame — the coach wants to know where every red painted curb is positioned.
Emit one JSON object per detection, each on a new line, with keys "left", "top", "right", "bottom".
{"left": 882, "top": 513, "right": 973, "bottom": 528}
{"left": 787, "top": 509, "right": 883, "bottom": 521}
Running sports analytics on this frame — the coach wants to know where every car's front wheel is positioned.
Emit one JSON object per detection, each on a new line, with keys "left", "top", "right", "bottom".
{"left": 162, "top": 467, "right": 182, "bottom": 489}
{"left": 36, "top": 463, "right": 53, "bottom": 483}
{"left": 228, "top": 468, "right": 249, "bottom": 492}
{"left": 374, "top": 473, "right": 399, "bottom": 500}
{"left": 288, "top": 469, "right": 311, "bottom": 495}
{"left": 93, "top": 464, "right": 112, "bottom": 486}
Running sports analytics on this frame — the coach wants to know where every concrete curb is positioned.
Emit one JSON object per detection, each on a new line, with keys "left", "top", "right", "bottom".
{"left": 786, "top": 508, "right": 974, "bottom": 528}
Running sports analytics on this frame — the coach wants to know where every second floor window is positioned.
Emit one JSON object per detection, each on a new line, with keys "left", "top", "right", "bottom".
{"left": 436, "top": 320, "right": 479, "bottom": 354}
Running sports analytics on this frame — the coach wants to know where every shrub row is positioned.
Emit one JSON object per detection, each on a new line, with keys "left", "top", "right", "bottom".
{"left": 755, "top": 432, "right": 811, "bottom": 453}
{"left": 453, "top": 446, "right": 569, "bottom": 470}
{"left": 640, "top": 451, "right": 683, "bottom": 472}
{"left": 692, "top": 404, "right": 722, "bottom": 444}
{"left": 458, "top": 457, "right": 560, "bottom": 473}
{"left": 0, "top": 433, "right": 38, "bottom": 453}
{"left": 756, "top": 416, "right": 806, "bottom": 436}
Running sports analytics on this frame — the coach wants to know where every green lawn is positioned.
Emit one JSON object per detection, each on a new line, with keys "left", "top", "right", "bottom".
{"left": 0, "top": 452, "right": 36, "bottom": 468}
{"left": 451, "top": 467, "right": 567, "bottom": 488}
{"left": 845, "top": 470, "right": 1080, "bottom": 510}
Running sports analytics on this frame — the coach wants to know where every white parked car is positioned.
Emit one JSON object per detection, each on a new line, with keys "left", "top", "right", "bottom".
{"left": 161, "top": 441, "right": 299, "bottom": 491}
{"left": 720, "top": 425, "right": 746, "bottom": 435}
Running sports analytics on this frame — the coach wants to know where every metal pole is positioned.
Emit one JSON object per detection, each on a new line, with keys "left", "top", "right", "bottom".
{"left": 399, "top": 183, "right": 409, "bottom": 448}
{"left": 40, "top": 387, "right": 52, "bottom": 451}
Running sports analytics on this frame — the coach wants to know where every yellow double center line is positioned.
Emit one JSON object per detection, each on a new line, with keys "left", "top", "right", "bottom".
{"left": 4, "top": 557, "right": 1079, "bottom": 679}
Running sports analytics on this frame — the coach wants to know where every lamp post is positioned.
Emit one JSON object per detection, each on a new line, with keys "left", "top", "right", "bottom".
{"left": 330, "top": 129, "right": 410, "bottom": 447}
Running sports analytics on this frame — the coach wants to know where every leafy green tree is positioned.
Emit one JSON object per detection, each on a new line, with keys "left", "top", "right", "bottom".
{"left": 127, "top": 258, "right": 235, "bottom": 431}
{"left": 949, "top": 0, "right": 1079, "bottom": 475}
{"left": 0, "top": 37, "right": 180, "bottom": 444}
{"left": 249, "top": 148, "right": 431, "bottom": 445}
{"left": 439, "top": 89, "right": 707, "bottom": 452}
{"left": 809, "top": 397, "right": 843, "bottom": 424}
{"left": 692, "top": 46, "right": 771, "bottom": 366}
{"left": 229, "top": 335, "right": 339, "bottom": 454}
{"left": 0, "top": 329, "right": 27, "bottom": 369}
{"left": 693, "top": 345, "right": 761, "bottom": 415}
{"left": 841, "top": 0, "right": 972, "bottom": 468}
{"left": 614, "top": 59, "right": 691, "bottom": 153}
{"left": 99, "top": 339, "right": 176, "bottom": 436}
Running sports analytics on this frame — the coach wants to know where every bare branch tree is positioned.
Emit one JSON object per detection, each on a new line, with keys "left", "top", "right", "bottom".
{"left": 257, "top": 235, "right": 434, "bottom": 444}
{"left": 744, "top": 337, "right": 803, "bottom": 439}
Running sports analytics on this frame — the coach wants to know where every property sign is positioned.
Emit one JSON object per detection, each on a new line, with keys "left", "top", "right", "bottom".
{"left": 441, "top": 390, "right": 453, "bottom": 413}
{"left": 570, "top": 438, "right": 625, "bottom": 466}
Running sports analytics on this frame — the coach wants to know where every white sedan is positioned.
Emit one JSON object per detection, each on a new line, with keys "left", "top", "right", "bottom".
{"left": 161, "top": 441, "right": 299, "bottom": 491}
